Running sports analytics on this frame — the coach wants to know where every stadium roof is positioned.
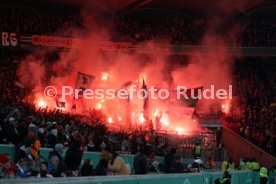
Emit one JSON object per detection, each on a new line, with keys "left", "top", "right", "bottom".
{"left": 3, "top": 0, "right": 276, "bottom": 17}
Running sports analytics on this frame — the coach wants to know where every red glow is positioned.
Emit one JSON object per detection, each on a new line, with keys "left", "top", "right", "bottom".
{"left": 96, "top": 103, "right": 102, "bottom": 110}
{"left": 38, "top": 99, "right": 47, "bottom": 108}
{"left": 221, "top": 100, "right": 231, "bottom": 114}
{"left": 176, "top": 127, "right": 184, "bottom": 135}
{"left": 118, "top": 115, "right": 122, "bottom": 121}
{"left": 101, "top": 72, "right": 109, "bottom": 81}
{"left": 153, "top": 109, "right": 159, "bottom": 116}
{"left": 107, "top": 117, "right": 113, "bottom": 123}
{"left": 139, "top": 113, "right": 145, "bottom": 123}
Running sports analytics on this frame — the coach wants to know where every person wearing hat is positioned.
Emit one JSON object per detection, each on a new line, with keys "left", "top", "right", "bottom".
{"left": 260, "top": 167, "right": 268, "bottom": 184}
{"left": 0, "top": 154, "right": 15, "bottom": 178}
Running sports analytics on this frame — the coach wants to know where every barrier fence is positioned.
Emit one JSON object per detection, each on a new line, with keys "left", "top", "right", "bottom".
{"left": 0, "top": 171, "right": 273, "bottom": 184}
{"left": 1, "top": 144, "right": 275, "bottom": 184}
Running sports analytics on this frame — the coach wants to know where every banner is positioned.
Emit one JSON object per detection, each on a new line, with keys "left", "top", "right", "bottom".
{"left": 1, "top": 32, "right": 18, "bottom": 47}
{"left": 169, "top": 87, "right": 203, "bottom": 116}
{"left": 75, "top": 72, "right": 95, "bottom": 98}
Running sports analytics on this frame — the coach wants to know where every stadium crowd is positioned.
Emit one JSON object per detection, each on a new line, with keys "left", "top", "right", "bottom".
{"left": 1, "top": 4, "right": 276, "bottom": 47}
{"left": 0, "top": 5, "right": 83, "bottom": 36}
{"left": 226, "top": 58, "right": 276, "bottom": 156}
{"left": 0, "top": 4, "right": 275, "bottom": 183}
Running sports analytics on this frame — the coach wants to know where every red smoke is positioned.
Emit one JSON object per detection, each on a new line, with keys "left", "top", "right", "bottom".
{"left": 17, "top": 8, "right": 242, "bottom": 134}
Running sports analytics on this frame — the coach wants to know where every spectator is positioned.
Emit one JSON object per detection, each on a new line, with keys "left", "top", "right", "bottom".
{"left": 163, "top": 147, "right": 176, "bottom": 173}
{"left": 133, "top": 146, "right": 148, "bottom": 174}
{"left": 0, "top": 154, "right": 15, "bottom": 179}
{"left": 37, "top": 162, "right": 53, "bottom": 178}
{"left": 108, "top": 151, "right": 129, "bottom": 175}
{"left": 14, "top": 137, "right": 35, "bottom": 163}
{"left": 48, "top": 155, "right": 63, "bottom": 177}
{"left": 95, "top": 159, "right": 108, "bottom": 176}
{"left": 169, "top": 155, "right": 184, "bottom": 173}
{"left": 65, "top": 141, "right": 83, "bottom": 171}
{"left": 215, "top": 171, "right": 231, "bottom": 184}
{"left": 48, "top": 143, "right": 64, "bottom": 162}
{"left": 80, "top": 159, "right": 95, "bottom": 176}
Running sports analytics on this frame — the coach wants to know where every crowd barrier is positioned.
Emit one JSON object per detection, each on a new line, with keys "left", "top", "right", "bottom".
{"left": 0, "top": 144, "right": 164, "bottom": 167}
{"left": 0, "top": 171, "right": 271, "bottom": 184}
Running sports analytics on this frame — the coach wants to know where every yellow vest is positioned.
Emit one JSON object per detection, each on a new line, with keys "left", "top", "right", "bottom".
{"left": 221, "top": 161, "right": 228, "bottom": 171}
{"left": 228, "top": 163, "right": 235, "bottom": 171}
{"left": 194, "top": 146, "right": 201, "bottom": 155}
{"left": 252, "top": 162, "right": 259, "bottom": 170}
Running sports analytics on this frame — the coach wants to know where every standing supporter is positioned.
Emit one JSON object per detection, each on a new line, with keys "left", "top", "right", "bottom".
{"left": 65, "top": 141, "right": 83, "bottom": 171}
{"left": 259, "top": 167, "right": 268, "bottom": 184}
{"left": 169, "top": 155, "right": 184, "bottom": 173}
{"left": 227, "top": 159, "right": 235, "bottom": 172}
{"left": 133, "top": 146, "right": 148, "bottom": 174}
{"left": 163, "top": 148, "right": 176, "bottom": 173}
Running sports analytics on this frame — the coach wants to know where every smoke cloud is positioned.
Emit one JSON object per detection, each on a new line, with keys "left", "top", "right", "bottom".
{"left": 17, "top": 6, "right": 243, "bottom": 133}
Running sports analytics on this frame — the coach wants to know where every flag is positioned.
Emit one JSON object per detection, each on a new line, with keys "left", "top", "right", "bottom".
{"left": 142, "top": 77, "right": 149, "bottom": 120}
{"left": 56, "top": 100, "right": 66, "bottom": 108}
{"left": 169, "top": 86, "right": 203, "bottom": 116}
{"left": 14, "top": 81, "right": 24, "bottom": 88}
{"left": 115, "top": 81, "right": 132, "bottom": 101}
{"left": 75, "top": 72, "right": 94, "bottom": 98}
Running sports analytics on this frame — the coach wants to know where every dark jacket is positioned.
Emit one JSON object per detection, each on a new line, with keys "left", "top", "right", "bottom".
{"left": 14, "top": 146, "right": 30, "bottom": 163}
{"left": 133, "top": 152, "right": 148, "bottom": 174}
{"left": 80, "top": 164, "right": 95, "bottom": 176}
{"left": 169, "top": 160, "right": 184, "bottom": 173}
{"left": 48, "top": 150, "right": 63, "bottom": 161}
{"left": 65, "top": 142, "right": 83, "bottom": 170}
{"left": 163, "top": 153, "right": 175, "bottom": 173}
{"left": 95, "top": 159, "right": 108, "bottom": 176}
{"left": 260, "top": 177, "right": 268, "bottom": 184}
